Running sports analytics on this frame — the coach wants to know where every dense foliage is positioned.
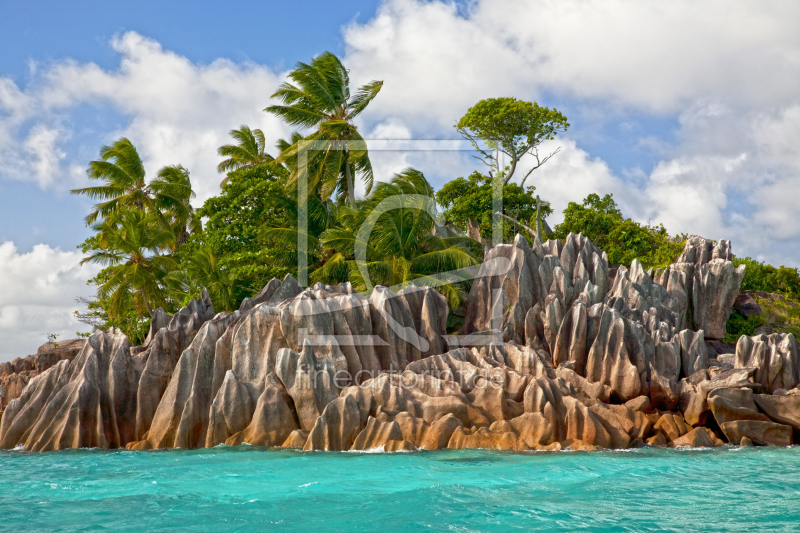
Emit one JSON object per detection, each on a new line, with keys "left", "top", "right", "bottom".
{"left": 67, "top": 50, "right": 799, "bottom": 349}
{"left": 552, "top": 193, "right": 684, "bottom": 268}
{"left": 436, "top": 171, "right": 552, "bottom": 244}
{"left": 734, "top": 257, "right": 800, "bottom": 300}
{"left": 456, "top": 97, "right": 569, "bottom": 186}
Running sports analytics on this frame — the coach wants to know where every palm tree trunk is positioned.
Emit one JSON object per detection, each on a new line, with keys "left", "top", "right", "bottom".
{"left": 345, "top": 161, "right": 356, "bottom": 207}
{"left": 143, "top": 295, "right": 155, "bottom": 317}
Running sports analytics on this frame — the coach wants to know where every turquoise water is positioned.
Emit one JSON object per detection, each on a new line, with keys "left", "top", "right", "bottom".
{"left": 1, "top": 446, "right": 799, "bottom": 532}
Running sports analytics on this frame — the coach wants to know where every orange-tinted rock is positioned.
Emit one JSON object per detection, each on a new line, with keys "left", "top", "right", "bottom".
{"left": 282, "top": 429, "right": 309, "bottom": 448}
{"left": 384, "top": 439, "right": 415, "bottom": 452}
{"left": 419, "top": 413, "right": 463, "bottom": 450}
{"left": 351, "top": 417, "right": 404, "bottom": 451}
{"left": 303, "top": 396, "right": 363, "bottom": 451}
{"left": 653, "top": 413, "right": 690, "bottom": 442}
{"left": 672, "top": 427, "right": 722, "bottom": 448}
{"left": 720, "top": 420, "right": 792, "bottom": 447}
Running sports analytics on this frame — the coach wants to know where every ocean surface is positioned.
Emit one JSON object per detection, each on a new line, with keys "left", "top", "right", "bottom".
{"left": 1, "top": 445, "right": 798, "bottom": 532}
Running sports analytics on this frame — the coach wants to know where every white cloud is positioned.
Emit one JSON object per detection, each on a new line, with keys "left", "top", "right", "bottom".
{"left": 0, "top": 31, "right": 291, "bottom": 201}
{"left": 0, "top": 242, "right": 100, "bottom": 362}
{"left": 341, "top": 0, "right": 800, "bottom": 266}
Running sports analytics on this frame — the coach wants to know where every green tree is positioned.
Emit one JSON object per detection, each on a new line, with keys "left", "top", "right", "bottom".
{"left": 266, "top": 51, "right": 383, "bottom": 206}
{"left": 216, "top": 125, "right": 275, "bottom": 186}
{"left": 81, "top": 208, "right": 178, "bottom": 319}
{"left": 167, "top": 248, "right": 239, "bottom": 312}
{"left": 436, "top": 171, "right": 552, "bottom": 244}
{"left": 735, "top": 258, "right": 800, "bottom": 299}
{"left": 187, "top": 164, "right": 299, "bottom": 302}
{"left": 71, "top": 137, "right": 195, "bottom": 230}
{"left": 552, "top": 193, "right": 684, "bottom": 268}
{"left": 315, "top": 169, "right": 480, "bottom": 307}
{"left": 455, "top": 97, "right": 569, "bottom": 186}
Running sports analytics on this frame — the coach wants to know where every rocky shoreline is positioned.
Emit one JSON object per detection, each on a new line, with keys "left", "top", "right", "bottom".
{"left": 2, "top": 233, "right": 799, "bottom": 453}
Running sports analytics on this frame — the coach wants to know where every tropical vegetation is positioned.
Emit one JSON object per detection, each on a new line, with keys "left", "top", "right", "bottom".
{"left": 70, "top": 50, "right": 799, "bottom": 345}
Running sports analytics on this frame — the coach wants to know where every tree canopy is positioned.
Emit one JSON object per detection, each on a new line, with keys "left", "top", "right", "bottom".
{"left": 551, "top": 193, "right": 684, "bottom": 268}
{"left": 436, "top": 171, "right": 552, "bottom": 244}
{"left": 455, "top": 97, "right": 569, "bottom": 186}
{"left": 266, "top": 51, "right": 382, "bottom": 206}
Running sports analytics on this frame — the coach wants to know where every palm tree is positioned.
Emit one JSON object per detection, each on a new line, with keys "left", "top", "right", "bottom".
{"left": 165, "top": 248, "right": 238, "bottom": 312}
{"left": 216, "top": 125, "right": 275, "bottom": 186}
{"left": 265, "top": 51, "right": 383, "bottom": 207}
{"left": 150, "top": 165, "right": 199, "bottom": 247}
{"left": 82, "top": 208, "right": 178, "bottom": 318}
{"left": 71, "top": 138, "right": 197, "bottom": 245}
{"left": 314, "top": 169, "right": 481, "bottom": 307}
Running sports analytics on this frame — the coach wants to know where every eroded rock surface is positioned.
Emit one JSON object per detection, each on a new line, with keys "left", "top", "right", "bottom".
{"left": 5, "top": 232, "right": 793, "bottom": 453}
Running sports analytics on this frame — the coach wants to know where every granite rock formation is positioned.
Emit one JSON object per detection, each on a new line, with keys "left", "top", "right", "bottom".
{"left": 8, "top": 232, "right": 800, "bottom": 453}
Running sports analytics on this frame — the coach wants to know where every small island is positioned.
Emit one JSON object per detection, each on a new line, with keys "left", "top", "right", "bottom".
{"left": 2, "top": 52, "right": 799, "bottom": 455}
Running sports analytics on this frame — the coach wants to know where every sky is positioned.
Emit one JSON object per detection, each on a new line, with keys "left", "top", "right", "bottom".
{"left": 1, "top": 0, "right": 799, "bottom": 361}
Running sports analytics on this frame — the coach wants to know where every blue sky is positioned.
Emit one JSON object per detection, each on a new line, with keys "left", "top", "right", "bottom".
{"left": 0, "top": 0, "right": 798, "bottom": 360}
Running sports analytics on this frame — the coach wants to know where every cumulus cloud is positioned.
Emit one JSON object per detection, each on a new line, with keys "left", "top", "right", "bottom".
{"left": 342, "top": 0, "right": 800, "bottom": 265}
{"left": 1, "top": 1, "right": 800, "bottom": 359}
{"left": 0, "top": 242, "right": 100, "bottom": 362}
{"left": 0, "top": 31, "right": 290, "bottom": 201}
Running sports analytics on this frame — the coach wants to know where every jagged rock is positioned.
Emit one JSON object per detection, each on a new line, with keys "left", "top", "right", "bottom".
{"left": 707, "top": 387, "right": 770, "bottom": 427}
{"left": 282, "top": 429, "right": 309, "bottom": 448}
{"left": 205, "top": 371, "right": 255, "bottom": 447}
{"left": 552, "top": 302, "right": 587, "bottom": 373}
{"left": 677, "top": 329, "right": 708, "bottom": 379}
{"left": 735, "top": 333, "right": 798, "bottom": 393}
{"left": 0, "top": 361, "right": 71, "bottom": 449}
{"left": 523, "top": 376, "right": 612, "bottom": 448}
{"left": 419, "top": 413, "right": 463, "bottom": 450}
{"left": 135, "top": 292, "right": 215, "bottom": 440}
{"left": 720, "top": 420, "right": 792, "bottom": 446}
{"left": 4, "top": 329, "right": 138, "bottom": 451}
{"left": 653, "top": 413, "right": 689, "bottom": 442}
{"left": 692, "top": 259, "right": 745, "bottom": 339}
{"left": 672, "top": 427, "right": 722, "bottom": 447}
{"left": 752, "top": 394, "right": 800, "bottom": 432}
{"left": 555, "top": 366, "right": 611, "bottom": 402}
{"left": 275, "top": 340, "right": 340, "bottom": 431}
{"left": 138, "top": 312, "right": 240, "bottom": 449}
{"left": 448, "top": 424, "right": 529, "bottom": 451}
{"left": 585, "top": 305, "right": 645, "bottom": 401}
{"left": 465, "top": 234, "right": 544, "bottom": 343}
{"left": 240, "top": 374, "right": 298, "bottom": 446}
{"left": 350, "top": 416, "right": 404, "bottom": 450}
{"left": 280, "top": 286, "right": 378, "bottom": 380}
{"left": 625, "top": 396, "right": 651, "bottom": 413}
{"left": 0, "top": 372, "right": 32, "bottom": 406}
{"left": 303, "top": 395, "right": 363, "bottom": 451}
{"left": 677, "top": 235, "right": 734, "bottom": 266}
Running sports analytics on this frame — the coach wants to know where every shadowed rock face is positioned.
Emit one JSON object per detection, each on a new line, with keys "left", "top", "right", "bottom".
{"left": 9, "top": 232, "right": 791, "bottom": 453}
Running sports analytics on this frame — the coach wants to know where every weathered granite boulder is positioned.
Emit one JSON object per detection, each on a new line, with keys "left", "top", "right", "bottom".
{"left": 708, "top": 388, "right": 771, "bottom": 426}
{"left": 465, "top": 234, "right": 543, "bottom": 343}
{"left": 135, "top": 291, "right": 215, "bottom": 440}
{"left": 275, "top": 340, "right": 340, "bottom": 431}
{"left": 752, "top": 394, "right": 800, "bottom": 432}
{"left": 672, "top": 427, "right": 723, "bottom": 447}
{"left": 720, "top": 420, "right": 792, "bottom": 446}
{"left": 350, "top": 416, "right": 404, "bottom": 451}
{"left": 735, "top": 333, "right": 798, "bottom": 393}
{"left": 303, "top": 395, "right": 363, "bottom": 451}
{"left": 2, "top": 329, "right": 138, "bottom": 451}
{"left": 132, "top": 311, "right": 240, "bottom": 450}
{"left": 240, "top": 374, "right": 299, "bottom": 446}
{"left": 0, "top": 360, "right": 71, "bottom": 449}
{"left": 693, "top": 259, "right": 746, "bottom": 339}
